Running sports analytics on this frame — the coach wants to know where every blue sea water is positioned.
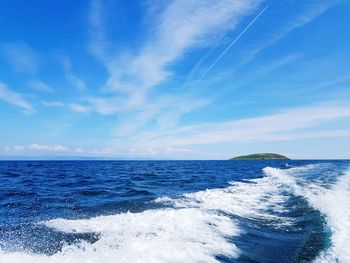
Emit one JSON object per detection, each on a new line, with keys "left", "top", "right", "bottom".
{"left": 0, "top": 160, "right": 349, "bottom": 262}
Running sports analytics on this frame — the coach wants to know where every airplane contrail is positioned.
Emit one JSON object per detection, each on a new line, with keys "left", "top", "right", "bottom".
{"left": 196, "top": 5, "right": 269, "bottom": 84}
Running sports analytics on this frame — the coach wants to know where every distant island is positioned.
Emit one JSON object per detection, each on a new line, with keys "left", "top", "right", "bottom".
{"left": 230, "top": 153, "right": 289, "bottom": 160}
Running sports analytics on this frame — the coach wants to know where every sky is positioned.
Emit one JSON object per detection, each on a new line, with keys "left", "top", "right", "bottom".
{"left": 0, "top": 0, "right": 350, "bottom": 159}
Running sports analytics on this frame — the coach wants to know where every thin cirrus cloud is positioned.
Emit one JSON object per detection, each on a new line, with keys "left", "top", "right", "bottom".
{"left": 77, "top": 0, "right": 343, "bottom": 140}
{"left": 233, "top": 1, "right": 340, "bottom": 68}
{"left": 67, "top": 74, "right": 86, "bottom": 92}
{"left": 69, "top": 103, "right": 90, "bottom": 113}
{"left": 0, "top": 42, "right": 40, "bottom": 74}
{"left": 186, "top": 1, "right": 340, "bottom": 95}
{"left": 87, "top": 0, "right": 263, "bottom": 103}
{"left": 82, "top": 1, "right": 336, "bottom": 116}
{"left": 28, "top": 79, "right": 54, "bottom": 93}
{"left": 0, "top": 82, "right": 33, "bottom": 111}
{"left": 111, "top": 95, "right": 211, "bottom": 136}
{"left": 127, "top": 103, "right": 350, "bottom": 149}
{"left": 41, "top": 101, "right": 65, "bottom": 107}
{"left": 69, "top": 0, "right": 264, "bottom": 135}
{"left": 76, "top": 0, "right": 340, "bottom": 120}
{"left": 60, "top": 56, "right": 87, "bottom": 92}
{"left": 0, "top": 0, "right": 348, "bottom": 159}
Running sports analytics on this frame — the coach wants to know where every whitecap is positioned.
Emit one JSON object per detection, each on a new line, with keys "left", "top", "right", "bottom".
{"left": 156, "top": 168, "right": 296, "bottom": 227}
{"left": 263, "top": 165, "right": 350, "bottom": 263}
{"left": 0, "top": 207, "right": 239, "bottom": 263}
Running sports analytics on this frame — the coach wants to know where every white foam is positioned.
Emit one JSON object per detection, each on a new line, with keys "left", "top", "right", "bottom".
{"left": 1, "top": 208, "right": 239, "bottom": 263}
{"left": 156, "top": 170, "right": 295, "bottom": 227}
{"left": 4, "top": 164, "right": 346, "bottom": 262}
{"left": 263, "top": 166, "right": 350, "bottom": 263}
{"left": 1, "top": 165, "right": 296, "bottom": 262}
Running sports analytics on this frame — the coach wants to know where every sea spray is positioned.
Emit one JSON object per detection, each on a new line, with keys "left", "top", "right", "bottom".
{"left": 263, "top": 166, "right": 350, "bottom": 262}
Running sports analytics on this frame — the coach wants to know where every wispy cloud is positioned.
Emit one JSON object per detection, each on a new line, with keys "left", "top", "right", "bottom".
{"left": 60, "top": 57, "right": 86, "bottom": 91}
{"left": 28, "top": 144, "right": 68, "bottom": 152}
{"left": 69, "top": 103, "right": 90, "bottom": 113}
{"left": 91, "top": 0, "right": 262, "bottom": 94}
{"left": 67, "top": 74, "right": 86, "bottom": 91}
{"left": 126, "top": 103, "right": 350, "bottom": 148}
{"left": 66, "top": 94, "right": 210, "bottom": 136}
{"left": 0, "top": 82, "right": 33, "bottom": 111}
{"left": 209, "top": 52, "right": 304, "bottom": 97}
{"left": 237, "top": 1, "right": 340, "bottom": 66}
{"left": 4, "top": 144, "right": 120, "bottom": 157}
{"left": 4, "top": 144, "right": 68, "bottom": 154}
{"left": 196, "top": 4, "right": 269, "bottom": 84}
{"left": 4, "top": 145, "right": 25, "bottom": 153}
{"left": 111, "top": 95, "right": 211, "bottom": 136}
{"left": 28, "top": 79, "right": 54, "bottom": 93}
{"left": 0, "top": 42, "right": 40, "bottom": 74}
{"left": 81, "top": 0, "right": 263, "bottom": 134}
{"left": 124, "top": 146, "right": 195, "bottom": 158}
{"left": 41, "top": 101, "right": 65, "bottom": 107}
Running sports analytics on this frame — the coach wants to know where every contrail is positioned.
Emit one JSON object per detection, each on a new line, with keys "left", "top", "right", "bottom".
{"left": 196, "top": 5, "right": 269, "bottom": 84}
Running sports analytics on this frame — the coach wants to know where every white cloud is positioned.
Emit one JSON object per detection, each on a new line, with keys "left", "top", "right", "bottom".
{"left": 237, "top": 1, "right": 340, "bottom": 67}
{"left": 87, "top": 147, "right": 117, "bottom": 156}
{"left": 82, "top": 0, "right": 262, "bottom": 131}
{"left": 28, "top": 79, "right": 54, "bottom": 93}
{"left": 28, "top": 144, "right": 68, "bottom": 152}
{"left": 41, "top": 101, "right": 65, "bottom": 107}
{"left": 84, "top": 0, "right": 262, "bottom": 133}
{"left": 109, "top": 95, "right": 211, "bottom": 136}
{"left": 126, "top": 103, "right": 350, "bottom": 148}
{"left": 4, "top": 145, "right": 25, "bottom": 153}
{"left": 164, "top": 147, "right": 193, "bottom": 154}
{"left": 5, "top": 144, "right": 69, "bottom": 153}
{"left": 67, "top": 74, "right": 86, "bottom": 91}
{"left": 59, "top": 56, "right": 86, "bottom": 91}
{"left": 190, "top": 52, "right": 304, "bottom": 100}
{"left": 3, "top": 144, "right": 120, "bottom": 157}
{"left": 120, "top": 146, "right": 195, "bottom": 158}
{"left": 91, "top": 0, "right": 261, "bottom": 94}
{"left": 0, "top": 42, "right": 40, "bottom": 74}
{"left": 68, "top": 0, "right": 344, "bottom": 144}
{"left": 84, "top": 96, "right": 122, "bottom": 114}
{"left": 69, "top": 103, "right": 90, "bottom": 113}
{"left": 0, "top": 82, "right": 33, "bottom": 111}
{"left": 75, "top": 147, "right": 85, "bottom": 154}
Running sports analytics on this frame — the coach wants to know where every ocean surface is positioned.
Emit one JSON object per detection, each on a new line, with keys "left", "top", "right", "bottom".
{"left": 0, "top": 160, "right": 349, "bottom": 263}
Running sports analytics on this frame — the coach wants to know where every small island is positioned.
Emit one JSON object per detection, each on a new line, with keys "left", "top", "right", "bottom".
{"left": 230, "top": 153, "right": 289, "bottom": 160}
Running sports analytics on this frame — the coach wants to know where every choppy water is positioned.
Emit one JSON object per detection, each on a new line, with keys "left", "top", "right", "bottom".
{"left": 0, "top": 160, "right": 349, "bottom": 262}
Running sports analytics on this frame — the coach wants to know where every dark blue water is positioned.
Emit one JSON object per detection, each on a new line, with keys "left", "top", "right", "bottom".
{"left": 0, "top": 160, "right": 349, "bottom": 262}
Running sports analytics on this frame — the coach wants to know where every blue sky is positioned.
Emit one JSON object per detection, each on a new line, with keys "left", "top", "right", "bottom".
{"left": 0, "top": 0, "right": 350, "bottom": 159}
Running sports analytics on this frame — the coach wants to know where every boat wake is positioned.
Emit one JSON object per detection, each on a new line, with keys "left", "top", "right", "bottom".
{"left": 263, "top": 166, "right": 350, "bottom": 263}
{"left": 0, "top": 163, "right": 349, "bottom": 262}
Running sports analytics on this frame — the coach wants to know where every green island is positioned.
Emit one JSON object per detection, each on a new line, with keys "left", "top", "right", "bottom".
{"left": 230, "top": 153, "right": 289, "bottom": 160}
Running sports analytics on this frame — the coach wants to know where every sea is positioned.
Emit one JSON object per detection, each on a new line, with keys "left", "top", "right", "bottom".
{"left": 0, "top": 160, "right": 349, "bottom": 263}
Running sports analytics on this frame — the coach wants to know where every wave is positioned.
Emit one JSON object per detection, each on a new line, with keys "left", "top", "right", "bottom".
{"left": 0, "top": 165, "right": 296, "bottom": 262}
{"left": 1, "top": 208, "right": 239, "bottom": 263}
{"left": 155, "top": 169, "right": 295, "bottom": 227}
{"left": 263, "top": 165, "right": 350, "bottom": 263}
{"left": 1, "top": 163, "right": 348, "bottom": 262}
